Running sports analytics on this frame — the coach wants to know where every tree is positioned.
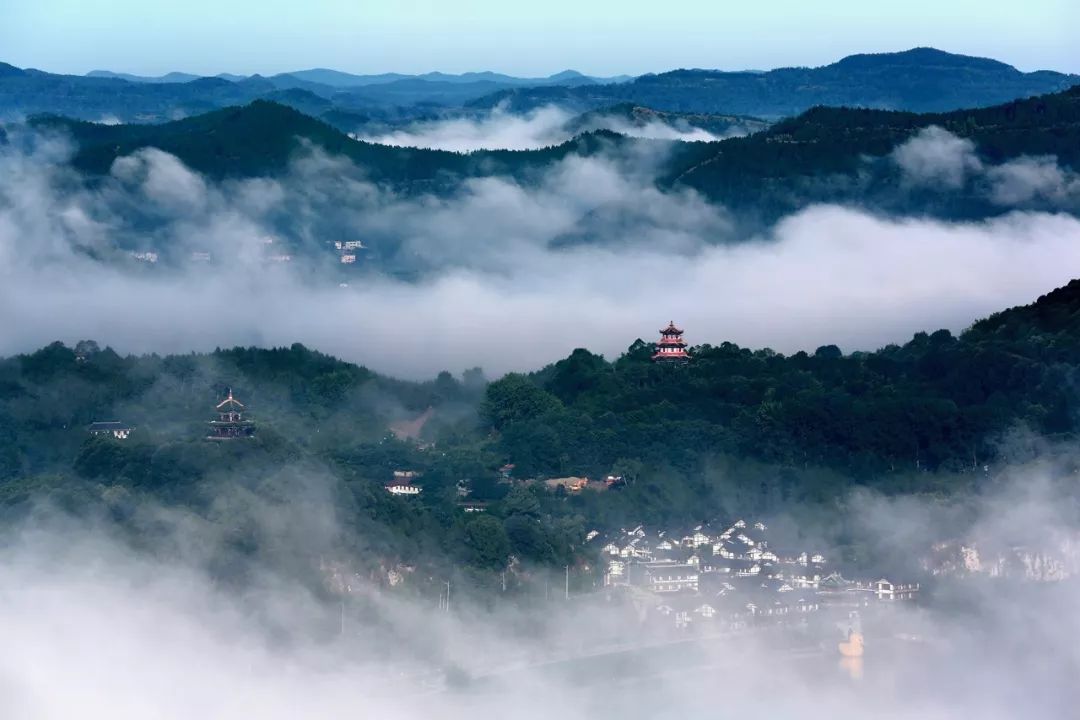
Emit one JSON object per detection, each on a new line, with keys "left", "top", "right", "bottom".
{"left": 503, "top": 485, "right": 541, "bottom": 518}
{"left": 504, "top": 514, "right": 555, "bottom": 564}
{"left": 480, "top": 374, "right": 563, "bottom": 430}
{"left": 73, "top": 436, "right": 129, "bottom": 479}
{"left": 463, "top": 515, "right": 510, "bottom": 570}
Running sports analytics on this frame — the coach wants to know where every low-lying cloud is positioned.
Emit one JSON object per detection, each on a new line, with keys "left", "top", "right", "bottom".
{"left": 2, "top": 456, "right": 1080, "bottom": 718}
{"left": 1, "top": 127, "right": 1079, "bottom": 379}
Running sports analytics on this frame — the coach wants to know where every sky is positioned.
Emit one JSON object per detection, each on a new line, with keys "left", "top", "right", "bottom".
{"left": 3, "top": 0, "right": 1078, "bottom": 77}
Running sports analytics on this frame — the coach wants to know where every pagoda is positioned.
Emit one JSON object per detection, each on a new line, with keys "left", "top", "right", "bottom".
{"left": 652, "top": 321, "right": 690, "bottom": 363}
{"left": 207, "top": 388, "right": 256, "bottom": 440}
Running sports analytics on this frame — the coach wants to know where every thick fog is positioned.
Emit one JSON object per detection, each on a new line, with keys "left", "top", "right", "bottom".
{"left": 1, "top": 457, "right": 1078, "bottom": 719}
{"left": 0, "top": 126, "right": 1079, "bottom": 378}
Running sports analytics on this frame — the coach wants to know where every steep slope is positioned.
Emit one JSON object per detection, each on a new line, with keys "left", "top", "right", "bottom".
{"left": 665, "top": 85, "right": 1080, "bottom": 222}
{"left": 471, "top": 48, "right": 1080, "bottom": 118}
{"left": 966, "top": 279, "right": 1080, "bottom": 359}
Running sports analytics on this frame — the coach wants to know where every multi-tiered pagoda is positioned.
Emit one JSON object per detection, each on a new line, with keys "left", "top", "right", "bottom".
{"left": 652, "top": 321, "right": 690, "bottom": 363}
{"left": 207, "top": 388, "right": 256, "bottom": 440}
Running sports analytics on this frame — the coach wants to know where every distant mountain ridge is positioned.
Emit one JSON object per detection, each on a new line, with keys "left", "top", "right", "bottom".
{"left": 88, "top": 70, "right": 202, "bottom": 84}
{"left": 0, "top": 48, "right": 1075, "bottom": 126}
{"left": 85, "top": 67, "right": 632, "bottom": 89}
{"left": 471, "top": 47, "right": 1080, "bottom": 118}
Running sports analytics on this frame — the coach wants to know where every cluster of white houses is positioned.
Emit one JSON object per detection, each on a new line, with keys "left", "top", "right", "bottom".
{"left": 591, "top": 520, "right": 918, "bottom": 629}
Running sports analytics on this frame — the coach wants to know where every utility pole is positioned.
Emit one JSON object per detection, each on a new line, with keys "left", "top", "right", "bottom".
{"left": 565, "top": 565, "right": 570, "bottom": 601}
{"left": 445, "top": 580, "right": 451, "bottom": 614}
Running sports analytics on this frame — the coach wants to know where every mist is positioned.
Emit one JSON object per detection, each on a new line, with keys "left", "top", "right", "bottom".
{"left": 2, "top": 454, "right": 1079, "bottom": 719}
{"left": 1, "top": 125, "right": 1079, "bottom": 379}
{"left": 892, "top": 125, "right": 1080, "bottom": 206}
{"left": 353, "top": 104, "right": 734, "bottom": 152}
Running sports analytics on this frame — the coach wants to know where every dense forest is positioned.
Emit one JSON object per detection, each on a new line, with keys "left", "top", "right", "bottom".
{"left": 1, "top": 281, "right": 1078, "bottom": 591}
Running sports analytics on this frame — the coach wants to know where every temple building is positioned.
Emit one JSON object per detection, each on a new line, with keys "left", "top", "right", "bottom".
{"left": 207, "top": 389, "right": 256, "bottom": 440}
{"left": 652, "top": 321, "right": 690, "bottom": 363}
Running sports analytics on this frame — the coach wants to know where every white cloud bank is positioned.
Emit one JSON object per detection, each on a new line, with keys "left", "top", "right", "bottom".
{"left": 0, "top": 130, "right": 1078, "bottom": 379}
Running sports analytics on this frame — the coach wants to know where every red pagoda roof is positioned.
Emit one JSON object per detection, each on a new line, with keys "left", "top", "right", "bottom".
{"left": 660, "top": 321, "right": 684, "bottom": 335}
{"left": 215, "top": 388, "right": 245, "bottom": 410}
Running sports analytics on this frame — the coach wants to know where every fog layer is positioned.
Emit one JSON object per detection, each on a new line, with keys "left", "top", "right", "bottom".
{"left": 0, "top": 127, "right": 1078, "bottom": 378}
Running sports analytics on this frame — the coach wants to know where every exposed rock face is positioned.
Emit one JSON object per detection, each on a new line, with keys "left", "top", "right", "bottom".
{"left": 923, "top": 533, "right": 1080, "bottom": 582}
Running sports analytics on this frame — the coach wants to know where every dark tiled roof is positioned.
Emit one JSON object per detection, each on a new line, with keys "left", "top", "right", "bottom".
{"left": 88, "top": 421, "right": 131, "bottom": 431}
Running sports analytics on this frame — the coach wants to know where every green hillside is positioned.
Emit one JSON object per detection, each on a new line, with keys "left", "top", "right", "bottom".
{"left": 29, "top": 100, "right": 645, "bottom": 185}
{"left": 1, "top": 281, "right": 1079, "bottom": 576}
{"left": 664, "top": 84, "right": 1080, "bottom": 222}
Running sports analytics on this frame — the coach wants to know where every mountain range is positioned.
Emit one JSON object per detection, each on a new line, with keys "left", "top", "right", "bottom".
{"left": 87, "top": 68, "right": 632, "bottom": 88}
{"left": 32, "top": 84, "right": 1080, "bottom": 228}
{"left": 3, "top": 48, "right": 1077, "bottom": 127}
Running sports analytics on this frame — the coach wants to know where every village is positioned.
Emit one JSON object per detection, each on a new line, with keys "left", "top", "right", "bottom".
{"left": 585, "top": 519, "right": 919, "bottom": 633}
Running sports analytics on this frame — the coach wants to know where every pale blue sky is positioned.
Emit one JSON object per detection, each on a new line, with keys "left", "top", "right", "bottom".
{"left": 4, "top": 0, "right": 1078, "bottom": 76}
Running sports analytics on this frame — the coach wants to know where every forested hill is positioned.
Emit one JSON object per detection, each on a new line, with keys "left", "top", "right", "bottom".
{"left": 484, "top": 280, "right": 1080, "bottom": 507}
{"left": 28, "top": 101, "right": 640, "bottom": 185}
{"left": 470, "top": 48, "right": 1080, "bottom": 118}
{"left": 1, "top": 281, "right": 1079, "bottom": 543}
{"left": 28, "top": 86, "right": 1080, "bottom": 228}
